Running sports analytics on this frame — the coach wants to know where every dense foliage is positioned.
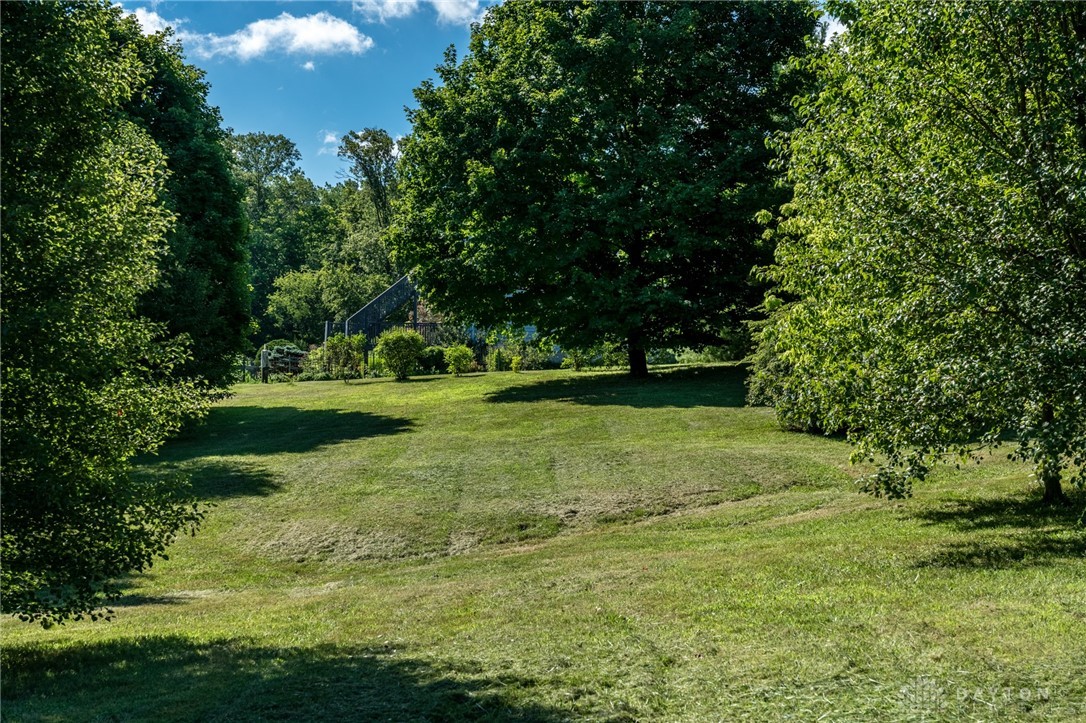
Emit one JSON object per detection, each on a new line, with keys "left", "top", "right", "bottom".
{"left": 751, "top": 0, "right": 1086, "bottom": 503}
{"left": 123, "top": 23, "right": 250, "bottom": 389}
{"left": 1, "top": 1, "right": 209, "bottom": 624}
{"left": 227, "top": 134, "right": 318, "bottom": 338}
{"left": 444, "top": 345, "right": 475, "bottom": 376}
{"left": 322, "top": 333, "right": 368, "bottom": 381}
{"left": 393, "top": 0, "right": 817, "bottom": 377}
{"left": 338, "top": 128, "right": 399, "bottom": 229}
{"left": 374, "top": 328, "right": 427, "bottom": 380}
{"left": 231, "top": 132, "right": 400, "bottom": 345}
{"left": 419, "top": 345, "right": 449, "bottom": 374}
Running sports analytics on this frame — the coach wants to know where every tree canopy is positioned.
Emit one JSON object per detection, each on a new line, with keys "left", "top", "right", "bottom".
{"left": 228, "top": 131, "right": 401, "bottom": 345}
{"left": 228, "top": 131, "right": 302, "bottom": 220}
{"left": 750, "top": 0, "right": 1086, "bottom": 503}
{"left": 392, "top": 0, "right": 818, "bottom": 377}
{"left": 121, "top": 21, "right": 250, "bottom": 389}
{"left": 1, "top": 1, "right": 211, "bottom": 624}
{"left": 339, "top": 127, "right": 399, "bottom": 229}
{"left": 227, "top": 133, "right": 314, "bottom": 337}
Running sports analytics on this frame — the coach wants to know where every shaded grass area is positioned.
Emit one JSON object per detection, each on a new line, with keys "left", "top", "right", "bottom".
{"left": 3, "top": 366, "right": 1084, "bottom": 721}
{"left": 908, "top": 495, "right": 1086, "bottom": 569}
{"left": 482, "top": 364, "right": 749, "bottom": 408}
{"left": 164, "top": 406, "right": 415, "bottom": 459}
{"left": 3, "top": 637, "right": 561, "bottom": 722}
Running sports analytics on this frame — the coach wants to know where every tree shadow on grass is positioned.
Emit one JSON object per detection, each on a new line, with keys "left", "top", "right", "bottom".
{"left": 2, "top": 636, "right": 565, "bottom": 722}
{"left": 484, "top": 365, "right": 748, "bottom": 408}
{"left": 185, "top": 460, "right": 282, "bottom": 499}
{"left": 909, "top": 491, "right": 1086, "bottom": 569}
{"left": 161, "top": 407, "right": 415, "bottom": 461}
{"left": 108, "top": 593, "right": 187, "bottom": 608}
{"left": 135, "top": 460, "right": 284, "bottom": 500}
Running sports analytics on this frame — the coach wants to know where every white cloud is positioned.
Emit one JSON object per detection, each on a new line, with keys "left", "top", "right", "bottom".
{"left": 302, "top": 60, "right": 316, "bottom": 71}
{"left": 353, "top": 0, "right": 420, "bottom": 23}
{"left": 318, "top": 130, "right": 341, "bottom": 155}
{"left": 131, "top": 7, "right": 182, "bottom": 35}
{"left": 430, "top": 0, "right": 484, "bottom": 25}
{"left": 353, "top": 0, "right": 486, "bottom": 26}
{"left": 185, "top": 12, "right": 374, "bottom": 61}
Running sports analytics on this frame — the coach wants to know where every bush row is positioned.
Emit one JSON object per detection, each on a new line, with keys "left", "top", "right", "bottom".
{"left": 240, "top": 329, "right": 749, "bottom": 384}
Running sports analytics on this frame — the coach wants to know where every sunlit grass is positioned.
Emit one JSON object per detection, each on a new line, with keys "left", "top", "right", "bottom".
{"left": 3, "top": 366, "right": 1083, "bottom": 721}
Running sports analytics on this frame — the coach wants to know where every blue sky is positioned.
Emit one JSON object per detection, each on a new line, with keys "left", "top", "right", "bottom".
{"left": 127, "top": 1, "right": 488, "bottom": 185}
{"left": 128, "top": 2, "right": 841, "bottom": 187}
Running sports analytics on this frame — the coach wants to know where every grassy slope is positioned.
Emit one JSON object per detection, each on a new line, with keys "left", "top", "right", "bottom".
{"left": 3, "top": 366, "right": 1083, "bottom": 721}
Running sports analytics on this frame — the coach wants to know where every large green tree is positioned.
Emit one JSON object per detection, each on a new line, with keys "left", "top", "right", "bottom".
{"left": 751, "top": 1, "right": 1086, "bottom": 503}
{"left": 1, "top": 1, "right": 209, "bottom": 624}
{"left": 338, "top": 128, "right": 399, "bottom": 229}
{"left": 315, "top": 181, "right": 402, "bottom": 329}
{"left": 266, "top": 269, "right": 327, "bottom": 343}
{"left": 393, "top": 0, "right": 817, "bottom": 377}
{"left": 228, "top": 131, "right": 302, "bottom": 220}
{"left": 120, "top": 23, "right": 250, "bottom": 389}
{"left": 229, "top": 130, "right": 404, "bottom": 344}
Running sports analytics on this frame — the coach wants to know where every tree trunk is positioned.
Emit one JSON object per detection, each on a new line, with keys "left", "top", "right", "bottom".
{"left": 1038, "top": 403, "right": 1070, "bottom": 506}
{"left": 627, "top": 335, "right": 649, "bottom": 379}
{"left": 1039, "top": 457, "right": 1069, "bottom": 506}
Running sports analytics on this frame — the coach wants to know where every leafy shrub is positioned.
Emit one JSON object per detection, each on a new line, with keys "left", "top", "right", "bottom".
{"left": 597, "top": 342, "right": 628, "bottom": 369}
{"left": 323, "top": 333, "right": 367, "bottom": 382}
{"left": 374, "top": 328, "right": 426, "bottom": 380}
{"left": 418, "top": 346, "right": 447, "bottom": 375}
{"left": 675, "top": 347, "right": 730, "bottom": 364}
{"left": 444, "top": 344, "right": 474, "bottom": 376}
{"left": 366, "top": 354, "right": 388, "bottom": 377}
{"left": 560, "top": 351, "right": 586, "bottom": 371}
{"left": 647, "top": 349, "right": 677, "bottom": 365}
{"left": 295, "top": 370, "right": 337, "bottom": 382}
{"left": 510, "top": 344, "right": 548, "bottom": 370}
{"left": 430, "top": 323, "right": 481, "bottom": 349}
{"left": 301, "top": 344, "right": 326, "bottom": 372}
{"left": 511, "top": 355, "right": 523, "bottom": 373}
{"left": 486, "top": 347, "right": 510, "bottom": 372}
{"left": 505, "top": 336, "right": 557, "bottom": 370}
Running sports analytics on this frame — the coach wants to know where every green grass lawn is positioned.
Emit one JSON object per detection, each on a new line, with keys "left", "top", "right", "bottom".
{"left": 3, "top": 366, "right": 1084, "bottom": 721}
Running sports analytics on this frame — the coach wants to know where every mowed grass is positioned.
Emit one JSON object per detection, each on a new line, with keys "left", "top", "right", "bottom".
{"left": 3, "top": 366, "right": 1084, "bottom": 721}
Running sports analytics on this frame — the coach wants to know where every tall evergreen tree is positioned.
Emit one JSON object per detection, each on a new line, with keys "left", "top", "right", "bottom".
{"left": 120, "top": 22, "right": 250, "bottom": 389}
